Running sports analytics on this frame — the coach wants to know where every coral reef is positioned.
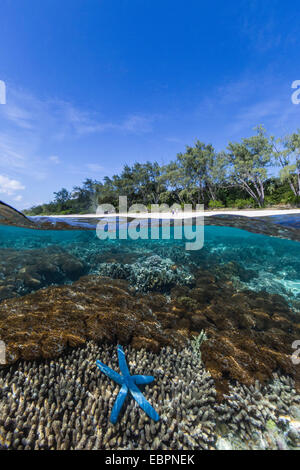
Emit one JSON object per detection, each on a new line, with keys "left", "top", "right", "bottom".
{"left": 0, "top": 246, "right": 86, "bottom": 301}
{"left": 1, "top": 218, "right": 299, "bottom": 302}
{"left": 0, "top": 343, "right": 217, "bottom": 450}
{"left": 0, "top": 209, "right": 299, "bottom": 450}
{"left": 0, "top": 342, "right": 299, "bottom": 450}
{"left": 0, "top": 275, "right": 189, "bottom": 364}
{"left": 97, "top": 254, "right": 195, "bottom": 293}
{"left": 0, "top": 272, "right": 299, "bottom": 396}
{"left": 190, "top": 330, "right": 207, "bottom": 363}
{"left": 173, "top": 271, "right": 300, "bottom": 396}
{"left": 215, "top": 374, "right": 300, "bottom": 450}
{"left": 67, "top": 229, "right": 300, "bottom": 301}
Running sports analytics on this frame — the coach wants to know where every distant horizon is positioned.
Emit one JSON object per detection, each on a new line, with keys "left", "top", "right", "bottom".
{"left": 0, "top": 0, "right": 300, "bottom": 209}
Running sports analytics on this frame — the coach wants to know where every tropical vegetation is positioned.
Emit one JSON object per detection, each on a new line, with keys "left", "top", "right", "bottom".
{"left": 24, "top": 126, "right": 300, "bottom": 215}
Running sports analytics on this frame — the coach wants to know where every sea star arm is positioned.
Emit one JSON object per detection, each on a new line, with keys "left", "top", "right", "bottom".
{"left": 132, "top": 374, "right": 155, "bottom": 385}
{"left": 96, "top": 346, "right": 160, "bottom": 424}
{"left": 96, "top": 360, "right": 123, "bottom": 386}
{"left": 129, "top": 381, "right": 160, "bottom": 422}
{"left": 110, "top": 384, "right": 128, "bottom": 424}
{"left": 117, "top": 345, "right": 131, "bottom": 377}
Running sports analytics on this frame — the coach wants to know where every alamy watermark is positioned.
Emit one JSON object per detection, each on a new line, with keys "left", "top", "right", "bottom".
{"left": 96, "top": 197, "right": 204, "bottom": 251}
{"left": 291, "top": 80, "right": 300, "bottom": 105}
{"left": 0, "top": 80, "right": 6, "bottom": 104}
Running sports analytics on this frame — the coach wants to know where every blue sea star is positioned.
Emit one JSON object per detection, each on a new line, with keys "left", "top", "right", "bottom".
{"left": 96, "top": 345, "right": 160, "bottom": 424}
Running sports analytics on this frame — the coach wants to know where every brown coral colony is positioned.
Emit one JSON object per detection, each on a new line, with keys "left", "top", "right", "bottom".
{"left": 1, "top": 270, "right": 299, "bottom": 397}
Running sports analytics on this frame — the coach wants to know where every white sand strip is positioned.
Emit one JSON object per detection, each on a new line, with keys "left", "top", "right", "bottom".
{"left": 40, "top": 209, "right": 300, "bottom": 219}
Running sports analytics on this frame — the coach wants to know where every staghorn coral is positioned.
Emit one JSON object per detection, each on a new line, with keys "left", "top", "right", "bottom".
{"left": 190, "top": 330, "right": 208, "bottom": 363}
{"left": 0, "top": 341, "right": 299, "bottom": 450}
{"left": 215, "top": 373, "right": 300, "bottom": 450}
{"left": 0, "top": 342, "right": 218, "bottom": 450}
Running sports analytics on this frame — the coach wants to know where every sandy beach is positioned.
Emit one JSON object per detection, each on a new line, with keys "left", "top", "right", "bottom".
{"left": 45, "top": 208, "right": 300, "bottom": 219}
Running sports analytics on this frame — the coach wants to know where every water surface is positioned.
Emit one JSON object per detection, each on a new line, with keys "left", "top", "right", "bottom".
{"left": 1, "top": 219, "right": 299, "bottom": 305}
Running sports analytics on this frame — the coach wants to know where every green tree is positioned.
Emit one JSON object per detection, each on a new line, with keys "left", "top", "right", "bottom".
{"left": 163, "top": 141, "right": 227, "bottom": 206}
{"left": 113, "top": 162, "right": 165, "bottom": 206}
{"left": 53, "top": 188, "right": 70, "bottom": 204}
{"left": 72, "top": 178, "right": 100, "bottom": 212}
{"left": 161, "top": 160, "right": 189, "bottom": 204}
{"left": 227, "top": 126, "right": 272, "bottom": 207}
{"left": 272, "top": 131, "right": 300, "bottom": 197}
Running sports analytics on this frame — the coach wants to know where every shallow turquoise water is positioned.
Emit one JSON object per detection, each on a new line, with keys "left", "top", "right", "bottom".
{"left": 0, "top": 221, "right": 300, "bottom": 304}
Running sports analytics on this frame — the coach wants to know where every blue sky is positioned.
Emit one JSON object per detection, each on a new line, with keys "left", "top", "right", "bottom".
{"left": 0, "top": 0, "right": 300, "bottom": 208}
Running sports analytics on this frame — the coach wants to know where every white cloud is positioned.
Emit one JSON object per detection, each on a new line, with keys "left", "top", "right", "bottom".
{"left": 0, "top": 84, "right": 160, "bottom": 207}
{"left": 58, "top": 106, "right": 157, "bottom": 136}
{"left": 238, "top": 0, "right": 297, "bottom": 53}
{"left": 225, "top": 97, "right": 300, "bottom": 138}
{"left": 195, "top": 73, "right": 300, "bottom": 143}
{"left": 49, "top": 155, "right": 60, "bottom": 164}
{"left": 2, "top": 103, "right": 34, "bottom": 129}
{"left": 0, "top": 134, "right": 27, "bottom": 170}
{"left": 118, "top": 114, "right": 155, "bottom": 134}
{"left": 0, "top": 87, "right": 158, "bottom": 138}
{"left": 86, "top": 163, "right": 104, "bottom": 173}
{"left": 0, "top": 175, "right": 25, "bottom": 196}
{"left": 0, "top": 133, "right": 47, "bottom": 181}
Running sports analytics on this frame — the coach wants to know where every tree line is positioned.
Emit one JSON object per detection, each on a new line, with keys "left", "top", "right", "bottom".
{"left": 25, "top": 126, "right": 300, "bottom": 215}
